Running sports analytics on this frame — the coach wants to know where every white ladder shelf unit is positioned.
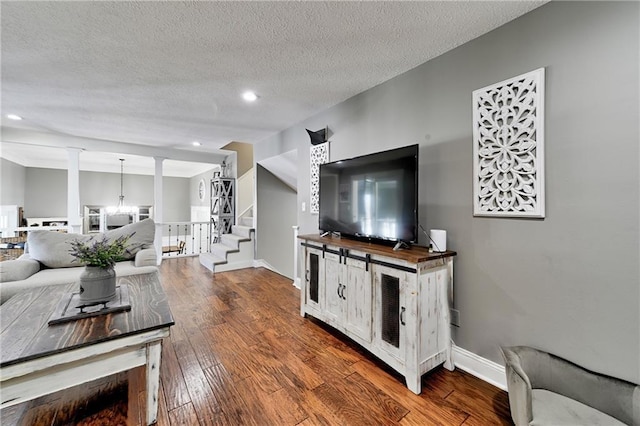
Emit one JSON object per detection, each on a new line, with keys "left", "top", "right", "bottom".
{"left": 210, "top": 177, "right": 235, "bottom": 243}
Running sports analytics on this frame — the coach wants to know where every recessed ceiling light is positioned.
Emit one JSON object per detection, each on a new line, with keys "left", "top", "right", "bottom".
{"left": 242, "top": 91, "right": 258, "bottom": 102}
{"left": 192, "top": 141, "right": 202, "bottom": 147}
{"left": 6, "top": 114, "right": 22, "bottom": 120}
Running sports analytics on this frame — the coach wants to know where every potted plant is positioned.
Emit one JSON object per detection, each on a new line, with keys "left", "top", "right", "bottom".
{"left": 69, "top": 234, "right": 132, "bottom": 304}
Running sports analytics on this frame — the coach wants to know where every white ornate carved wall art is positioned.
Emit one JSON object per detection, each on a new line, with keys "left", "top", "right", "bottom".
{"left": 472, "top": 68, "right": 545, "bottom": 218}
{"left": 310, "top": 142, "right": 329, "bottom": 214}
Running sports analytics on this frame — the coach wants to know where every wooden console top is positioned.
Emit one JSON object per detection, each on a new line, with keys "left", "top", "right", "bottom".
{"left": 298, "top": 234, "right": 456, "bottom": 264}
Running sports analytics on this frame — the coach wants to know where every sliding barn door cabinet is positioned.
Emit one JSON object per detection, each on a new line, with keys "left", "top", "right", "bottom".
{"left": 299, "top": 234, "right": 456, "bottom": 394}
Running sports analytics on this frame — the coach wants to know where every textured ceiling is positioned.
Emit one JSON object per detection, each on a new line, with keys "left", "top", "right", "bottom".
{"left": 1, "top": 1, "right": 546, "bottom": 175}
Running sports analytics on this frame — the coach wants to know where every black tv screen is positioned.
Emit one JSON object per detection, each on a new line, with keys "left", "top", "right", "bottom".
{"left": 319, "top": 144, "right": 418, "bottom": 244}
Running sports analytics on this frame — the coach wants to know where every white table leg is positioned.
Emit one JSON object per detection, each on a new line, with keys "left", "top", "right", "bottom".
{"left": 146, "top": 340, "right": 162, "bottom": 425}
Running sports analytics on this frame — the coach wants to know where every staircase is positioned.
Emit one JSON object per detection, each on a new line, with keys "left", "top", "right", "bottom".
{"left": 199, "top": 224, "right": 255, "bottom": 273}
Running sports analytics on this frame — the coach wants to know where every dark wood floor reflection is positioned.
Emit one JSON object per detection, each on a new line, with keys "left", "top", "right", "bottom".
{"left": 151, "top": 257, "right": 512, "bottom": 426}
{"left": 1, "top": 256, "right": 512, "bottom": 425}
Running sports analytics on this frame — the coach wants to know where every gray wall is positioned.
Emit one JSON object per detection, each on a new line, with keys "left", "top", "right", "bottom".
{"left": 256, "top": 164, "right": 297, "bottom": 278}
{"left": 161, "top": 176, "right": 191, "bottom": 222}
{"left": 190, "top": 168, "right": 217, "bottom": 209}
{"left": 25, "top": 168, "right": 67, "bottom": 217}
{"left": 255, "top": 1, "right": 639, "bottom": 383}
{"left": 20, "top": 167, "right": 190, "bottom": 222}
{"left": 254, "top": 136, "right": 299, "bottom": 275}
{"left": 0, "top": 158, "right": 26, "bottom": 206}
{"left": 80, "top": 170, "right": 154, "bottom": 207}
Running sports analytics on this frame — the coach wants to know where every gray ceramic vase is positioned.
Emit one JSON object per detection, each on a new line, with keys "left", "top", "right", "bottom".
{"left": 78, "top": 266, "right": 116, "bottom": 304}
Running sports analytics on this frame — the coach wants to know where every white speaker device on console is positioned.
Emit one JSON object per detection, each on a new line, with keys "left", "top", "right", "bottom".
{"left": 430, "top": 229, "right": 447, "bottom": 252}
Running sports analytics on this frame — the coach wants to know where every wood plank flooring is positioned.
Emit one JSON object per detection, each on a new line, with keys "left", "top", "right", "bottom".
{"left": 1, "top": 257, "right": 513, "bottom": 425}
{"left": 152, "top": 257, "right": 513, "bottom": 425}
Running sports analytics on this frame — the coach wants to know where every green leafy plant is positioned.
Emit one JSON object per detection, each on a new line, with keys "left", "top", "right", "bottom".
{"left": 69, "top": 234, "right": 133, "bottom": 268}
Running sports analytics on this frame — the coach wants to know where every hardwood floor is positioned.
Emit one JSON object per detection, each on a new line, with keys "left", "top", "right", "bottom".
{"left": 151, "top": 257, "right": 513, "bottom": 426}
{"left": 1, "top": 257, "right": 513, "bottom": 425}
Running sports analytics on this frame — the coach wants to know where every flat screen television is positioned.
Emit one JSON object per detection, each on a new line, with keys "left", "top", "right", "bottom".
{"left": 319, "top": 144, "right": 419, "bottom": 245}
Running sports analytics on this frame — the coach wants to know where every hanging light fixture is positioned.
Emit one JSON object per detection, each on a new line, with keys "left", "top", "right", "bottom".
{"left": 106, "top": 159, "right": 138, "bottom": 214}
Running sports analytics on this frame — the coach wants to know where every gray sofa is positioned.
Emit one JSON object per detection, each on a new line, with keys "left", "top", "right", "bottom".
{"left": 501, "top": 346, "right": 640, "bottom": 426}
{"left": 0, "top": 219, "right": 159, "bottom": 304}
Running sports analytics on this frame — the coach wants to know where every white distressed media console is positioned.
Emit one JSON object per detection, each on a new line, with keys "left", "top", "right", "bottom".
{"left": 298, "top": 234, "right": 456, "bottom": 394}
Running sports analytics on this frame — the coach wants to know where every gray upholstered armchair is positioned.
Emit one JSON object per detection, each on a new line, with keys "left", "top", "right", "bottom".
{"left": 501, "top": 346, "right": 639, "bottom": 426}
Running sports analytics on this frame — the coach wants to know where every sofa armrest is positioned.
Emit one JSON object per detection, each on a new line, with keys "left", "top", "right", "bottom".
{"left": 0, "top": 258, "right": 41, "bottom": 283}
{"left": 501, "top": 346, "right": 533, "bottom": 426}
{"left": 134, "top": 247, "right": 157, "bottom": 267}
{"left": 18, "top": 252, "right": 33, "bottom": 261}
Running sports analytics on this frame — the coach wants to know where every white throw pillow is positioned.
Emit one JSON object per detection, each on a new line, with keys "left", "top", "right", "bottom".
{"left": 27, "top": 231, "right": 90, "bottom": 268}
{"left": 104, "top": 218, "right": 155, "bottom": 259}
{"left": 26, "top": 219, "right": 155, "bottom": 268}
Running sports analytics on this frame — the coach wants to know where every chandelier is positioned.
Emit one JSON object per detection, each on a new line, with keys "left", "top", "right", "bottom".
{"left": 106, "top": 159, "right": 138, "bottom": 214}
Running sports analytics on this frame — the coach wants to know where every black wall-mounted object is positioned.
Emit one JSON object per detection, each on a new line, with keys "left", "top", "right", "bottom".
{"left": 306, "top": 127, "right": 328, "bottom": 145}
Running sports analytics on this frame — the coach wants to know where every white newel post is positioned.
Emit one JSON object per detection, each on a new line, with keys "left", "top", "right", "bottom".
{"left": 153, "top": 157, "right": 164, "bottom": 265}
{"left": 292, "top": 226, "right": 300, "bottom": 288}
{"left": 66, "top": 148, "right": 82, "bottom": 234}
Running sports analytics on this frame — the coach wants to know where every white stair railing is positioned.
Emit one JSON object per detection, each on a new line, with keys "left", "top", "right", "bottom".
{"left": 160, "top": 221, "right": 210, "bottom": 258}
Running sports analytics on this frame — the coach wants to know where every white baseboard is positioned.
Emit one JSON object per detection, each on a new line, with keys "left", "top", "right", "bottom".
{"left": 453, "top": 345, "right": 506, "bottom": 391}
{"left": 253, "top": 259, "right": 282, "bottom": 274}
{"left": 214, "top": 259, "right": 255, "bottom": 273}
{"left": 253, "top": 259, "right": 269, "bottom": 269}
{"left": 254, "top": 259, "right": 299, "bottom": 287}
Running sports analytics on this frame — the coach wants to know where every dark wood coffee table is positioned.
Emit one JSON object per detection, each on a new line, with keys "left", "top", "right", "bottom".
{"left": 0, "top": 271, "right": 174, "bottom": 425}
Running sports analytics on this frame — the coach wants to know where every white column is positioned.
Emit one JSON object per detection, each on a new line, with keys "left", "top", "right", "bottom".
{"left": 153, "top": 157, "right": 165, "bottom": 265}
{"left": 67, "top": 148, "right": 83, "bottom": 234}
{"left": 292, "top": 225, "right": 300, "bottom": 288}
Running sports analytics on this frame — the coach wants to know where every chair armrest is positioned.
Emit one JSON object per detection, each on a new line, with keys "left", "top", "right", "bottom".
{"left": 506, "top": 346, "right": 640, "bottom": 426}
{"left": 544, "top": 353, "right": 639, "bottom": 425}
{"left": 501, "top": 346, "right": 533, "bottom": 426}
{"left": 134, "top": 247, "right": 157, "bottom": 267}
